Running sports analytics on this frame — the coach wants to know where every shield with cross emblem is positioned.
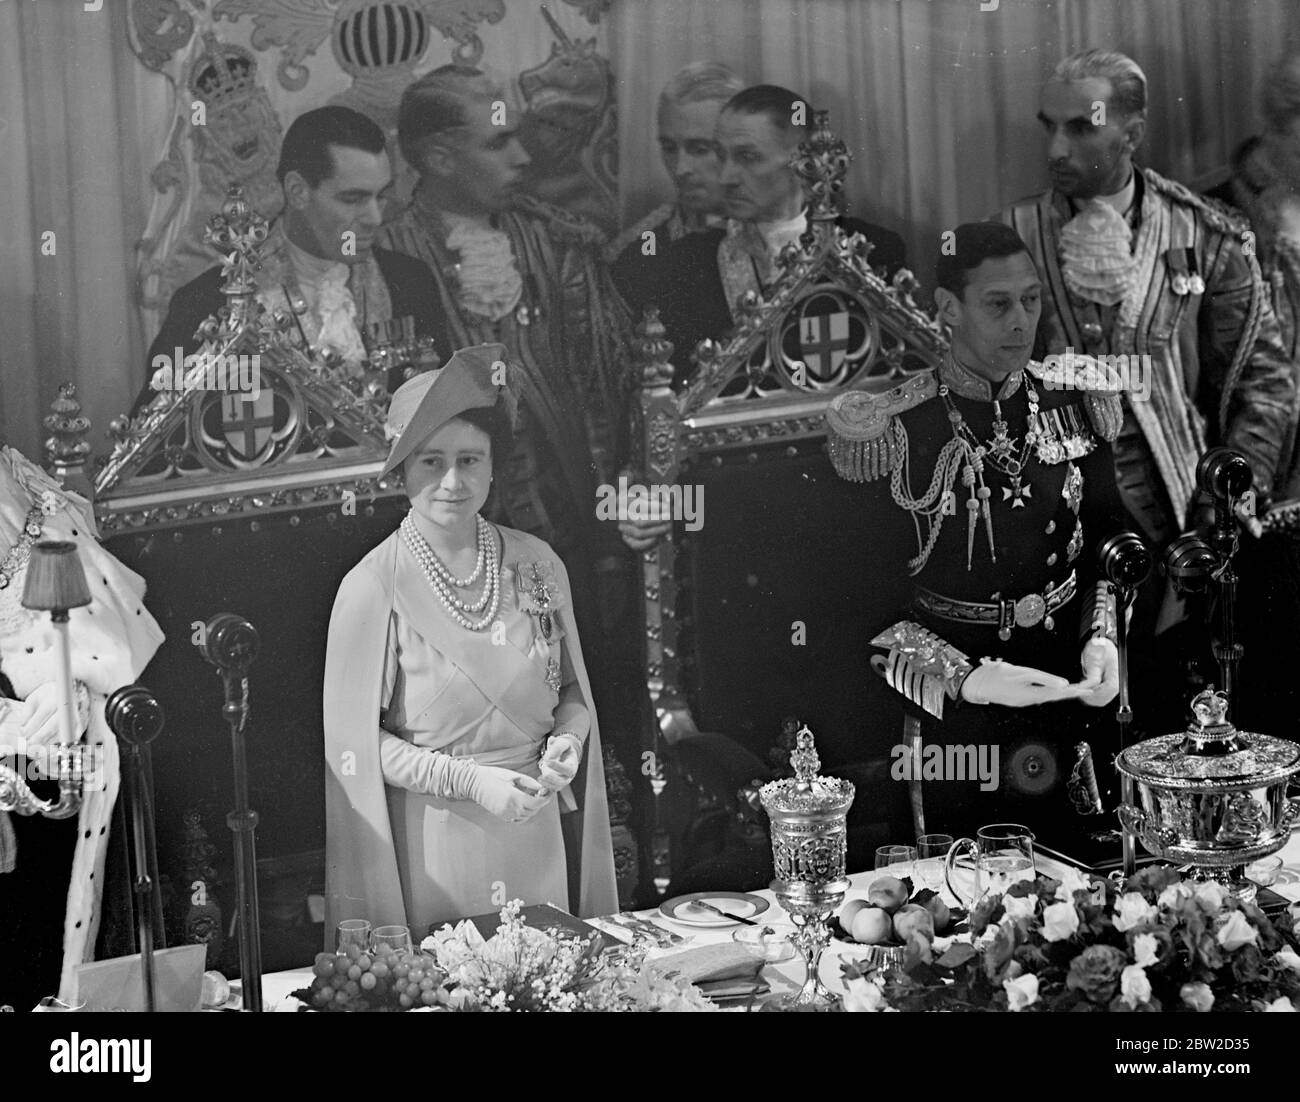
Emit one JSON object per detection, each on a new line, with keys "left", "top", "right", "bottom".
{"left": 221, "top": 390, "right": 276, "bottom": 463}
{"left": 796, "top": 299, "right": 851, "bottom": 381}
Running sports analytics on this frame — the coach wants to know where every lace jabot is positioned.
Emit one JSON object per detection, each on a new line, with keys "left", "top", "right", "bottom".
{"left": 442, "top": 211, "right": 524, "bottom": 321}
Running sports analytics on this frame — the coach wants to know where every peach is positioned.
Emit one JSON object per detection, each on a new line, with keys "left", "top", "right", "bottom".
{"left": 850, "top": 906, "right": 894, "bottom": 945}
{"left": 866, "top": 875, "right": 909, "bottom": 913}
{"left": 892, "top": 903, "right": 935, "bottom": 943}
{"left": 922, "top": 895, "right": 951, "bottom": 932}
{"left": 840, "top": 899, "right": 870, "bottom": 929}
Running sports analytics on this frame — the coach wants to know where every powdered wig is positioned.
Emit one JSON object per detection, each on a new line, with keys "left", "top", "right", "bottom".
{"left": 397, "top": 65, "right": 505, "bottom": 172}
{"left": 1051, "top": 48, "right": 1148, "bottom": 120}
{"left": 1262, "top": 53, "right": 1300, "bottom": 133}
{"left": 657, "top": 60, "right": 744, "bottom": 123}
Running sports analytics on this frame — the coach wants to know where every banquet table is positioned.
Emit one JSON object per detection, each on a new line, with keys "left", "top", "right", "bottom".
{"left": 252, "top": 827, "right": 1300, "bottom": 1010}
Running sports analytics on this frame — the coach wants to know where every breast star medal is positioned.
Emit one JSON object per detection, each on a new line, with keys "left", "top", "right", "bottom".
{"left": 518, "top": 561, "right": 562, "bottom": 691}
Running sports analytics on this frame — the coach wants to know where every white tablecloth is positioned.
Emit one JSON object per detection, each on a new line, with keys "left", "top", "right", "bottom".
{"left": 254, "top": 827, "right": 1300, "bottom": 1010}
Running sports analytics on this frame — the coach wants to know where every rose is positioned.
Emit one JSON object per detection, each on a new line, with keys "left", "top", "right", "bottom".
{"left": 1002, "top": 893, "right": 1038, "bottom": 922}
{"left": 983, "top": 924, "right": 1018, "bottom": 983}
{"left": 1157, "top": 881, "right": 1193, "bottom": 910}
{"left": 1180, "top": 982, "right": 1215, "bottom": 1012}
{"left": 1054, "top": 865, "right": 1096, "bottom": 903}
{"left": 1132, "top": 932, "right": 1159, "bottom": 968}
{"left": 1231, "top": 945, "right": 1267, "bottom": 985}
{"left": 1066, "top": 944, "right": 1128, "bottom": 1004}
{"left": 1262, "top": 996, "right": 1298, "bottom": 1012}
{"left": 1041, "top": 900, "right": 1080, "bottom": 943}
{"left": 1112, "top": 892, "right": 1158, "bottom": 932}
{"left": 1215, "top": 910, "right": 1259, "bottom": 952}
{"left": 1129, "top": 864, "right": 1183, "bottom": 896}
{"left": 969, "top": 893, "right": 1005, "bottom": 937}
{"left": 1119, "top": 964, "right": 1152, "bottom": 1009}
{"left": 1276, "top": 947, "right": 1300, "bottom": 974}
{"left": 1195, "top": 932, "right": 1226, "bottom": 971}
{"left": 1240, "top": 901, "right": 1283, "bottom": 952}
{"left": 842, "top": 976, "right": 886, "bottom": 1012}
{"left": 1003, "top": 972, "right": 1039, "bottom": 1011}
{"left": 1194, "top": 881, "right": 1228, "bottom": 913}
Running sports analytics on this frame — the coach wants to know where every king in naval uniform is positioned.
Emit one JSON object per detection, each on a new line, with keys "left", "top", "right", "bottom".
{"left": 827, "top": 223, "right": 1131, "bottom": 851}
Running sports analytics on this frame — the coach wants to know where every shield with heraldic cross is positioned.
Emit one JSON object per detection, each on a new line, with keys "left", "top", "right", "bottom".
{"left": 796, "top": 298, "right": 851, "bottom": 381}
{"left": 221, "top": 390, "right": 276, "bottom": 463}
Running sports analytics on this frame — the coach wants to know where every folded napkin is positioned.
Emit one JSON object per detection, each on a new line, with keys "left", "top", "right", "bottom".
{"left": 648, "top": 943, "right": 765, "bottom": 987}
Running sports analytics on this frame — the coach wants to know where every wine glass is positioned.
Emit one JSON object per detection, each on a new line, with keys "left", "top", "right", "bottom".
{"left": 371, "top": 924, "right": 413, "bottom": 956}
{"left": 336, "top": 919, "right": 371, "bottom": 955}
{"left": 916, "top": 834, "right": 955, "bottom": 891}
{"left": 875, "top": 844, "right": 917, "bottom": 880}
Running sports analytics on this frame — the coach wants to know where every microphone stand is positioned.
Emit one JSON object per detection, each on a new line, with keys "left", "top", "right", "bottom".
{"left": 105, "top": 685, "right": 166, "bottom": 1012}
{"left": 1200, "top": 450, "right": 1249, "bottom": 717}
{"left": 1097, "top": 532, "right": 1153, "bottom": 879}
{"left": 200, "top": 614, "right": 263, "bottom": 1013}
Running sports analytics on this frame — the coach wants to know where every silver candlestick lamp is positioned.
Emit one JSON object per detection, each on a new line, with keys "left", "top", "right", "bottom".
{"left": 760, "top": 726, "right": 854, "bottom": 1010}
{"left": 0, "top": 541, "right": 92, "bottom": 820}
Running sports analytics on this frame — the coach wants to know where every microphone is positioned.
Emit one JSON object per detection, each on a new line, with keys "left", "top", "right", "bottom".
{"left": 1198, "top": 446, "right": 1263, "bottom": 540}
{"left": 105, "top": 685, "right": 165, "bottom": 748}
{"left": 105, "top": 684, "right": 165, "bottom": 1012}
{"left": 200, "top": 613, "right": 264, "bottom": 1012}
{"left": 1097, "top": 531, "right": 1152, "bottom": 589}
{"left": 1197, "top": 446, "right": 1253, "bottom": 501}
{"left": 199, "top": 613, "right": 260, "bottom": 675}
{"left": 1162, "top": 533, "right": 1219, "bottom": 595}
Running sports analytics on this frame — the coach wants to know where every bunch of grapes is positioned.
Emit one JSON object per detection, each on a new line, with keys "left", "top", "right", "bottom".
{"left": 301, "top": 942, "right": 446, "bottom": 1011}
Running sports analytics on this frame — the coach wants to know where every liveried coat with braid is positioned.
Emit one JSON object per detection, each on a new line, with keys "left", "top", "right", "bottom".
{"left": 996, "top": 167, "right": 1296, "bottom": 536}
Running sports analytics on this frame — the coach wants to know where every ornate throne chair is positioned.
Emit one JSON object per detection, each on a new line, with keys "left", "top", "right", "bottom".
{"left": 627, "top": 113, "right": 946, "bottom": 888}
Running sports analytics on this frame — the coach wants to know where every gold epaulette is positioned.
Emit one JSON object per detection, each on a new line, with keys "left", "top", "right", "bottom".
{"left": 1027, "top": 356, "right": 1124, "bottom": 442}
{"left": 1144, "top": 167, "right": 1248, "bottom": 237}
{"left": 825, "top": 372, "right": 938, "bottom": 482}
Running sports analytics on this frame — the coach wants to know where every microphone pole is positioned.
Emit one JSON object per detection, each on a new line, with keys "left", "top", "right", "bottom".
{"left": 199, "top": 614, "right": 263, "bottom": 1013}
{"left": 1097, "top": 532, "right": 1153, "bottom": 878}
{"left": 105, "top": 685, "right": 166, "bottom": 1012}
{"left": 1197, "top": 448, "right": 1253, "bottom": 718}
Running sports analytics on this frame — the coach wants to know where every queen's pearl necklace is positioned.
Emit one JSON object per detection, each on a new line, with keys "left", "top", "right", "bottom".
{"left": 401, "top": 512, "right": 501, "bottom": 631}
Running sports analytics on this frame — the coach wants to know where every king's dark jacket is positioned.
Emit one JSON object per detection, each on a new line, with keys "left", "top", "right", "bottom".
{"left": 827, "top": 357, "right": 1130, "bottom": 848}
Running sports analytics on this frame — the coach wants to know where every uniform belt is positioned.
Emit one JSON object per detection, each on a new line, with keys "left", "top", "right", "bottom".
{"left": 913, "top": 570, "right": 1077, "bottom": 641}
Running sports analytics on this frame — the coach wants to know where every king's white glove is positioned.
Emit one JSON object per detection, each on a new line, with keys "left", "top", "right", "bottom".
{"left": 960, "top": 658, "right": 1090, "bottom": 708}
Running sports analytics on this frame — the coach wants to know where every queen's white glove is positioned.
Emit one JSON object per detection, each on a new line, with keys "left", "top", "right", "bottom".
{"left": 537, "top": 732, "right": 583, "bottom": 792}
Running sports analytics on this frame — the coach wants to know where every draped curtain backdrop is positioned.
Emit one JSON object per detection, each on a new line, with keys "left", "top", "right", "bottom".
{"left": 610, "top": 0, "right": 1300, "bottom": 300}
{"left": 4, "top": 0, "right": 1300, "bottom": 460}
{"left": 0, "top": 0, "right": 168, "bottom": 467}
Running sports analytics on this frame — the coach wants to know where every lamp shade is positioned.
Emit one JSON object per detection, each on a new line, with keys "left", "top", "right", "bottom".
{"left": 21, "top": 540, "right": 92, "bottom": 611}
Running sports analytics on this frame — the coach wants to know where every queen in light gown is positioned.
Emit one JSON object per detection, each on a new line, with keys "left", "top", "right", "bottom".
{"left": 323, "top": 343, "right": 616, "bottom": 944}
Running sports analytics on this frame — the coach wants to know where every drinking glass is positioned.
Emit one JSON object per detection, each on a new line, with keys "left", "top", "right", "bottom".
{"left": 916, "top": 834, "right": 955, "bottom": 890}
{"left": 336, "top": 919, "right": 371, "bottom": 954}
{"left": 371, "top": 924, "right": 413, "bottom": 956}
{"left": 875, "top": 844, "right": 917, "bottom": 879}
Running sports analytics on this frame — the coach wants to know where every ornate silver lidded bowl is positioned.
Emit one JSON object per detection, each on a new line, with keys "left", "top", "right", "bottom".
{"left": 760, "top": 726, "right": 854, "bottom": 1009}
{"left": 1116, "top": 689, "right": 1300, "bottom": 901}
